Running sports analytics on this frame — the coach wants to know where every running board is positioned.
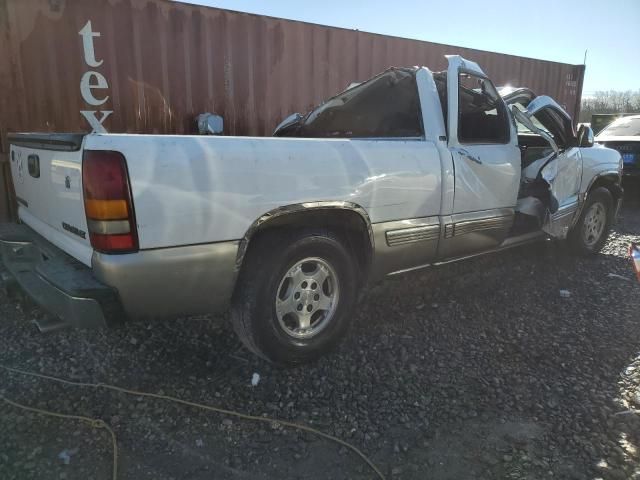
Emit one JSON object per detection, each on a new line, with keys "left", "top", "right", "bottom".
{"left": 387, "top": 230, "right": 548, "bottom": 276}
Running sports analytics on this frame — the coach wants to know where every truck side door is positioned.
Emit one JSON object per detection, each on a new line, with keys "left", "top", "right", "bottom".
{"left": 438, "top": 56, "right": 521, "bottom": 259}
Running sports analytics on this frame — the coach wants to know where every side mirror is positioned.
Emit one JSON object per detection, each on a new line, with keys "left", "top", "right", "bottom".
{"left": 577, "top": 125, "right": 594, "bottom": 147}
{"left": 196, "top": 113, "right": 224, "bottom": 135}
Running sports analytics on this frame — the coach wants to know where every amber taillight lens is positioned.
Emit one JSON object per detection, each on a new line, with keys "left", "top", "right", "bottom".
{"left": 82, "top": 150, "right": 138, "bottom": 253}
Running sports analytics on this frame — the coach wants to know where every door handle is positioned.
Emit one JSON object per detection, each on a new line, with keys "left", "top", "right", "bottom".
{"left": 455, "top": 148, "right": 483, "bottom": 165}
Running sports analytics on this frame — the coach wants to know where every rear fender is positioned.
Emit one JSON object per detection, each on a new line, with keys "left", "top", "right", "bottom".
{"left": 236, "top": 201, "right": 374, "bottom": 272}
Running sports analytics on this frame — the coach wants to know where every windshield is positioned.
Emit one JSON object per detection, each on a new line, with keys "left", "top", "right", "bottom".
{"left": 599, "top": 117, "right": 640, "bottom": 137}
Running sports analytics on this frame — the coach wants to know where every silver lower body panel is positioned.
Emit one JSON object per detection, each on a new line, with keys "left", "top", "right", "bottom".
{"left": 92, "top": 240, "right": 239, "bottom": 320}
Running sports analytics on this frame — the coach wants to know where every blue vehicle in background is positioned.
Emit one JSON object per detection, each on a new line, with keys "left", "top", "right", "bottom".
{"left": 596, "top": 115, "right": 640, "bottom": 178}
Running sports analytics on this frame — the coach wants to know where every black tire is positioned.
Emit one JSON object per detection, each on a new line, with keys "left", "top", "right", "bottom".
{"left": 231, "top": 228, "right": 360, "bottom": 365}
{"left": 567, "top": 187, "right": 613, "bottom": 255}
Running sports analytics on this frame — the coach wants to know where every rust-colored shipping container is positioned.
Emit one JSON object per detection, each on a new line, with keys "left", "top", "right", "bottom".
{"left": 0, "top": 0, "right": 585, "bottom": 221}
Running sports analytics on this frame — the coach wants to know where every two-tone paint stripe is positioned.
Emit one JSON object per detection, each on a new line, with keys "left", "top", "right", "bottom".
{"left": 445, "top": 215, "right": 513, "bottom": 238}
{"left": 384, "top": 212, "right": 514, "bottom": 247}
{"left": 386, "top": 224, "right": 440, "bottom": 246}
{"left": 550, "top": 202, "right": 579, "bottom": 222}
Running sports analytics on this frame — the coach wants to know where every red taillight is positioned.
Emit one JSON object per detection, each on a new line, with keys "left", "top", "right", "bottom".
{"left": 89, "top": 233, "right": 137, "bottom": 252}
{"left": 82, "top": 150, "right": 138, "bottom": 253}
{"left": 83, "top": 151, "right": 129, "bottom": 200}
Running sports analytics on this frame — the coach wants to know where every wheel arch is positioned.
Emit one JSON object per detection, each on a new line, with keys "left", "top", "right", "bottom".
{"left": 235, "top": 201, "right": 375, "bottom": 278}
{"left": 572, "top": 170, "right": 623, "bottom": 229}
{"left": 587, "top": 171, "right": 623, "bottom": 201}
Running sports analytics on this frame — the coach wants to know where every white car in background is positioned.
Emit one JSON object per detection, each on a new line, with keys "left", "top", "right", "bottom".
{"left": 596, "top": 115, "right": 640, "bottom": 177}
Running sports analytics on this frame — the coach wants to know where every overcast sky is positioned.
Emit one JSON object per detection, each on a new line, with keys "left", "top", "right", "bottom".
{"left": 180, "top": 0, "right": 639, "bottom": 94}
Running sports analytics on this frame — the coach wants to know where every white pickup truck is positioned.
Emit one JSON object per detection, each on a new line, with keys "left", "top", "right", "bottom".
{"left": 1, "top": 56, "right": 623, "bottom": 364}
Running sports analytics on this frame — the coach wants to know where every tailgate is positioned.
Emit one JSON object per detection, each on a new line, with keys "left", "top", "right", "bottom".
{"left": 8, "top": 133, "right": 93, "bottom": 265}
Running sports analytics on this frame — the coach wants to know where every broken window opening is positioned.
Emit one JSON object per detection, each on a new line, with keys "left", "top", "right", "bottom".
{"left": 458, "top": 73, "right": 510, "bottom": 144}
{"left": 276, "top": 68, "right": 424, "bottom": 139}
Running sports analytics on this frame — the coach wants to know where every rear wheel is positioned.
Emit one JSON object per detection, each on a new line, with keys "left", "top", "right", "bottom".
{"left": 275, "top": 256, "right": 340, "bottom": 340}
{"left": 567, "top": 187, "right": 613, "bottom": 255}
{"left": 231, "top": 228, "right": 360, "bottom": 365}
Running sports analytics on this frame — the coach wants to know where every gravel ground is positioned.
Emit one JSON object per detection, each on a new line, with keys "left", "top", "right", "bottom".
{"left": 1, "top": 186, "right": 640, "bottom": 480}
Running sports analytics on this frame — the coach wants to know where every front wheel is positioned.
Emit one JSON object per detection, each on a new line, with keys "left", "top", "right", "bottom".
{"left": 567, "top": 187, "right": 613, "bottom": 255}
{"left": 231, "top": 229, "right": 360, "bottom": 365}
